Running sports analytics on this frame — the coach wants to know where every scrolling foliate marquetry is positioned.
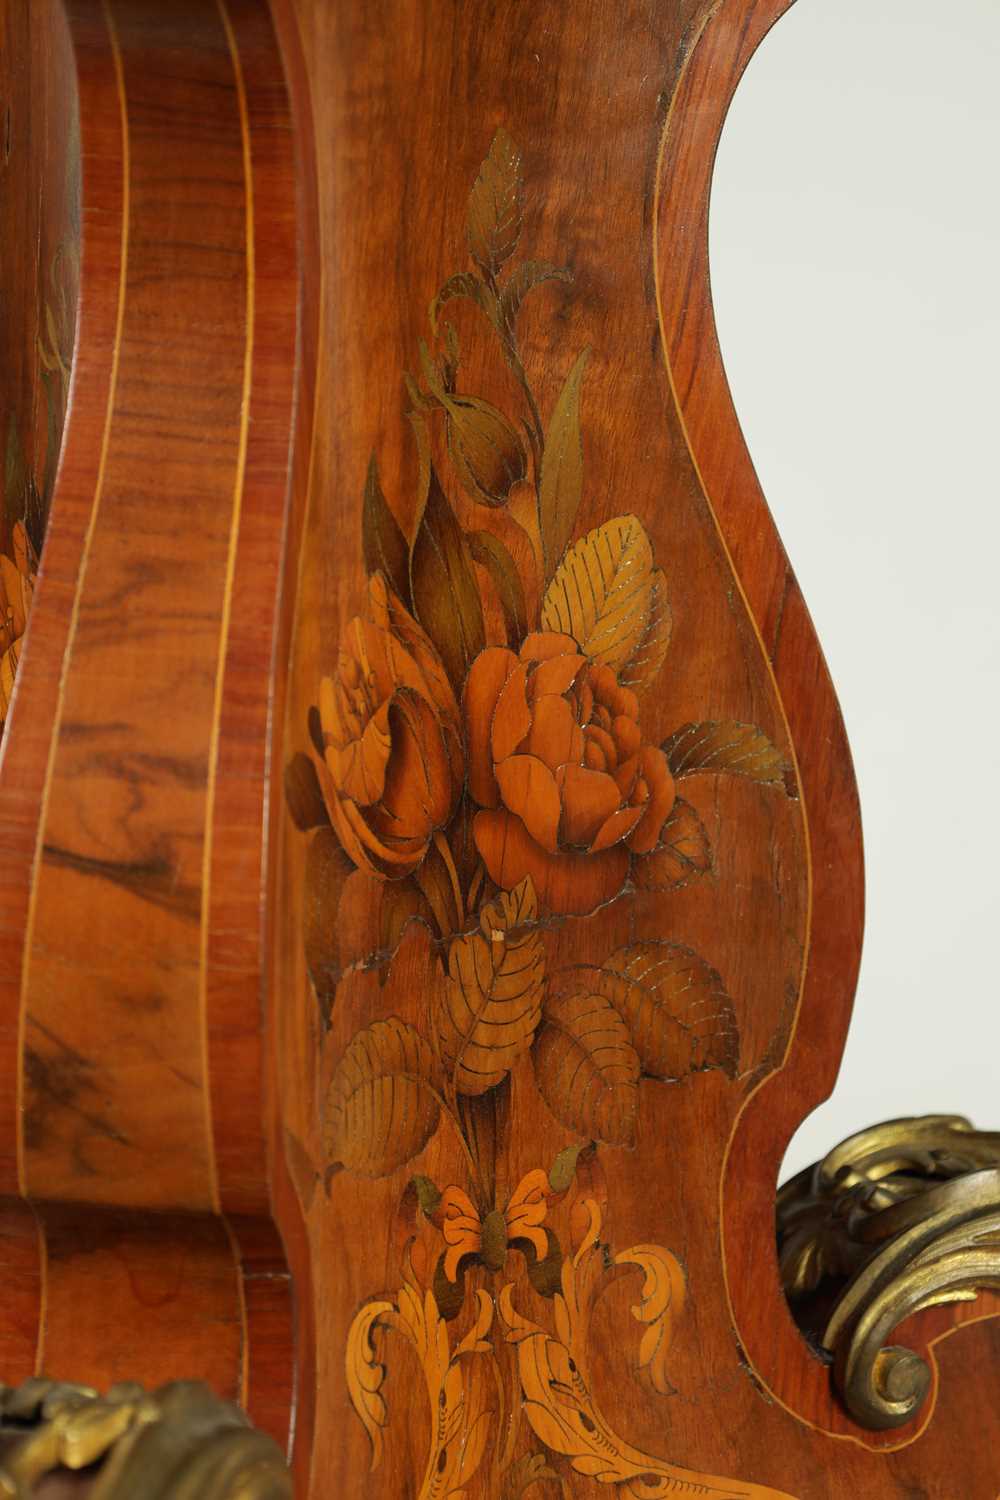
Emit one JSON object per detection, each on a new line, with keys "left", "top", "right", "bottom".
{"left": 285, "top": 132, "right": 798, "bottom": 1499}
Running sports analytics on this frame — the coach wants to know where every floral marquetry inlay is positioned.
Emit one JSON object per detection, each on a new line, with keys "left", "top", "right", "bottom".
{"left": 285, "top": 129, "right": 799, "bottom": 1500}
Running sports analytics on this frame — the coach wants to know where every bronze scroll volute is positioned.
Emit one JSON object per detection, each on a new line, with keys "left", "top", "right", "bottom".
{"left": 777, "top": 1115, "right": 1000, "bottom": 1429}
{"left": 0, "top": 1379, "right": 291, "bottom": 1499}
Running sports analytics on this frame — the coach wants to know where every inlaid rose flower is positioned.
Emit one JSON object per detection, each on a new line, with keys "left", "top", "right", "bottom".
{"left": 316, "top": 572, "right": 464, "bottom": 879}
{"left": 464, "top": 631, "right": 675, "bottom": 915}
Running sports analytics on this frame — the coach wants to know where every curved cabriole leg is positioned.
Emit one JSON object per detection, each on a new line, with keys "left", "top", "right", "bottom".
{"left": 3, "top": 0, "right": 1000, "bottom": 1494}
{"left": 270, "top": 0, "right": 1000, "bottom": 1493}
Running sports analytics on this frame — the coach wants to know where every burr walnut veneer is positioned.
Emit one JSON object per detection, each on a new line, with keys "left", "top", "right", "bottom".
{"left": 0, "top": 1, "right": 996, "bottom": 1496}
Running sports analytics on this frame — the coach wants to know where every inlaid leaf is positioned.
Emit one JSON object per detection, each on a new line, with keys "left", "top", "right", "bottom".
{"left": 284, "top": 752, "right": 328, "bottom": 832}
{"left": 540, "top": 512, "right": 654, "bottom": 672}
{"left": 405, "top": 401, "right": 434, "bottom": 535}
{"left": 614, "top": 1243, "right": 686, "bottom": 1395}
{"left": 595, "top": 941, "right": 739, "bottom": 1082}
{"left": 410, "top": 1173, "right": 442, "bottom": 1217}
{"left": 502, "top": 1451, "right": 563, "bottom": 1500}
{"left": 634, "top": 799, "right": 711, "bottom": 891}
{"left": 538, "top": 349, "right": 589, "bottom": 575}
{"left": 307, "top": 703, "right": 324, "bottom": 757}
{"left": 467, "top": 127, "right": 523, "bottom": 279}
{"left": 524, "top": 1227, "right": 564, "bottom": 1299}
{"left": 433, "top": 1250, "right": 470, "bottom": 1321}
{"left": 346, "top": 1300, "right": 392, "bottom": 1465}
{"left": 417, "top": 337, "right": 451, "bottom": 404}
{"left": 498, "top": 260, "right": 572, "bottom": 344}
{"left": 362, "top": 455, "right": 411, "bottom": 607}
{"left": 468, "top": 529, "right": 528, "bottom": 643}
{"left": 414, "top": 835, "right": 463, "bottom": 939}
{"left": 437, "top": 877, "right": 545, "bottom": 1096}
{"left": 409, "top": 467, "right": 486, "bottom": 691}
{"left": 324, "top": 1018, "right": 441, "bottom": 1177}
{"left": 532, "top": 991, "right": 639, "bottom": 1146}
{"left": 548, "top": 1142, "right": 584, "bottom": 1195}
{"left": 446, "top": 797, "right": 481, "bottom": 901}
{"left": 429, "top": 271, "right": 496, "bottom": 336}
{"left": 440, "top": 319, "right": 461, "bottom": 388}
{"left": 662, "top": 721, "right": 791, "bottom": 788}
{"left": 620, "top": 568, "right": 671, "bottom": 694}
{"left": 304, "top": 827, "right": 354, "bottom": 1023}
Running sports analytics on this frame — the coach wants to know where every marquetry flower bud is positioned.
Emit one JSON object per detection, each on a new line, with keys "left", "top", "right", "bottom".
{"left": 441, "top": 392, "right": 528, "bottom": 507}
{"left": 464, "top": 631, "right": 675, "bottom": 916}
{"left": 316, "top": 572, "right": 464, "bottom": 880}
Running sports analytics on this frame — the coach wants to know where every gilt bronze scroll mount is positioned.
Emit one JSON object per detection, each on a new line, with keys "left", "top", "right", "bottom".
{"left": 0, "top": 1379, "right": 292, "bottom": 1499}
{"left": 777, "top": 1114, "right": 1000, "bottom": 1430}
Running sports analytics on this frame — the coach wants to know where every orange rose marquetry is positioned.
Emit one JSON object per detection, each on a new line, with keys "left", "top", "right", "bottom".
{"left": 465, "top": 632, "right": 675, "bottom": 915}
{"left": 299, "top": 128, "right": 797, "bottom": 1500}
{"left": 316, "top": 572, "right": 464, "bottom": 879}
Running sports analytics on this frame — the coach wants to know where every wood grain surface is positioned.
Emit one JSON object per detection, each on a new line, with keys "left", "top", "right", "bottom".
{"left": 0, "top": 0, "right": 76, "bottom": 739}
{"left": 0, "top": 0, "right": 295, "bottom": 1452}
{"left": 268, "top": 0, "right": 1000, "bottom": 1495}
{"left": 0, "top": 0, "right": 995, "bottom": 1497}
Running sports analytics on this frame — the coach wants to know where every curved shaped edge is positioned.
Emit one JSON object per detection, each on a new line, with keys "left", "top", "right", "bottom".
{"left": 656, "top": 0, "right": 870, "bottom": 1439}
{"left": 660, "top": 0, "right": 1000, "bottom": 1451}
{"left": 0, "top": 0, "right": 122, "bottom": 1198}
{"left": 190, "top": 0, "right": 301, "bottom": 1452}
{"left": 0, "top": 0, "right": 81, "bottom": 744}
{"left": 260, "top": 0, "right": 322, "bottom": 1483}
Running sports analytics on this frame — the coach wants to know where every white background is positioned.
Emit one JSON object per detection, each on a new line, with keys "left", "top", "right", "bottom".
{"left": 709, "top": 0, "right": 1000, "bottom": 1178}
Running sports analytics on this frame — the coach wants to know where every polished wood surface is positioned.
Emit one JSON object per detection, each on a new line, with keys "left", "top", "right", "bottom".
{"left": 0, "top": 0, "right": 295, "bottom": 1450}
{"left": 0, "top": 0, "right": 996, "bottom": 1496}
{"left": 0, "top": 0, "right": 76, "bottom": 734}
